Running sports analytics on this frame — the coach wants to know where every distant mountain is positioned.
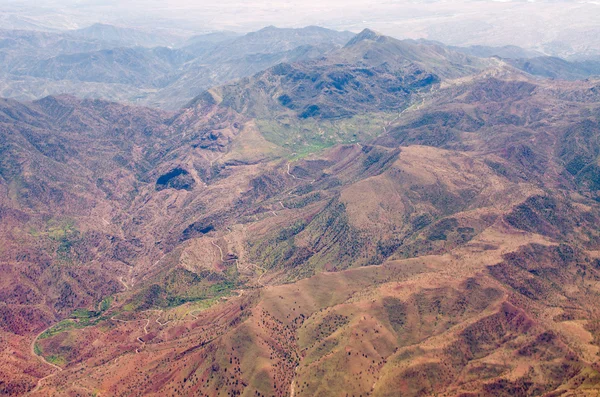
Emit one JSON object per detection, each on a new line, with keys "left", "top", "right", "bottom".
{"left": 0, "top": 28, "right": 106, "bottom": 63}
{"left": 11, "top": 47, "right": 193, "bottom": 88}
{"left": 0, "top": 25, "right": 356, "bottom": 109}
{"left": 67, "top": 23, "right": 182, "bottom": 48}
{"left": 3, "top": 26, "right": 600, "bottom": 111}
{"left": 335, "top": 29, "right": 488, "bottom": 79}
{"left": 505, "top": 56, "right": 600, "bottom": 80}
{"left": 201, "top": 26, "right": 354, "bottom": 62}
{"left": 179, "top": 31, "right": 242, "bottom": 56}
{"left": 450, "top": 43, "right": 600, "bottom": 80}
{"left": 450, "top": 44, "right": 544, "bottom": 59}
{"left": 148, "top": 26, "right": 356, "bottom": 109}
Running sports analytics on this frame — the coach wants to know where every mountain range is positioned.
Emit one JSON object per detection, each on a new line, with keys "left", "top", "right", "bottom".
{"left": 2, "top": 27, "right": 600, "bottom": 396}
{"left": 0, "top": 25, "right": 354, "bottom": 110}
{"left": 1, "top": 23, "right": 600, "bottom": 113}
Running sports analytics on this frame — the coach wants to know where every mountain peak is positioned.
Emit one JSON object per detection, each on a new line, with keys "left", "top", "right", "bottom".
{"left": 344, "top": 28, "right": 384, "bottom": 47}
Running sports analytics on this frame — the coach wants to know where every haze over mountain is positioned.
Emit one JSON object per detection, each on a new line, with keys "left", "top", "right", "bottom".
{"left": 3, "top": 0, "right": 600, "bottom": 59}
{"left": 0, "top": 25, "right": 354, "bottom": 109}
{"left": 2, "top": 20, "right": 600, "bottom": 396}
{"left": 2, "top": 21, "right": 600, "bottom": 113}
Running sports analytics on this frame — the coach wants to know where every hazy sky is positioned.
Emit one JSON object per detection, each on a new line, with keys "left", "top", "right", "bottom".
{"left": 2, "top": 0, "right": 599, "bottom": 56}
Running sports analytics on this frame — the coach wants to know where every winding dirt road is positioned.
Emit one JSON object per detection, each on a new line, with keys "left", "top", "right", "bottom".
{"left": 28, "top": 327, "right": 63, "bottom": 395}
{"left": 211, "top": 240, "right": 224, "bottom": 262}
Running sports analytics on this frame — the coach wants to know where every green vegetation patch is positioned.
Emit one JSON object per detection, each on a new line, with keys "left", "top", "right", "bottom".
{"left": 99, "top": 296, "right": 113, "bottom": 312}
{"left": 71, "top": 308, "right": 97, "bottom": 319}
{"left": 38, "top": 299, "right": 115, "bottom": 341}
{"left": 45, "top": 218, "right": 78, "bottom": 240}
{"left": 124, "top": 268, "right": 240, "bottom": 311}
{"left": 256, "top": 112, "right": 392, "bottom": 158}
{"left": 45, "top": 355, "right": 67, "bottom": 366}
{"left": 28, "top": 217, "right": 82, "bottom": 264}
{"left": 38, "top": 320, "right": 78, "bottom": 340}
{"left": 39, "top": 310, "right": 108, "bottom": 340}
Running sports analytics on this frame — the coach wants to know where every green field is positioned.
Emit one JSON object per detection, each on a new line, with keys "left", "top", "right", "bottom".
{"left": 256, "top": 112, "right": 394, "bottom": 158}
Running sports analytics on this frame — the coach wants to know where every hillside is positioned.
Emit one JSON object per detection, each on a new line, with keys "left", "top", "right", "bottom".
{"left": 2, "top": 29, "right": 600, "bottom": 396}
